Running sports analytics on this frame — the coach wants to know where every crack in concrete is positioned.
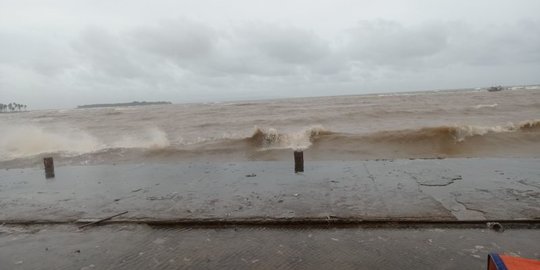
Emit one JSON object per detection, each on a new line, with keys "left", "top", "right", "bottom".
{"left": 402, "top": 171, "right": 462, "bottom": 187}
{"left": 418, "top": 176, "right": 462, "bottom": 187}
{"left": 361, "top": 163, "right": 391, "bottom": 213}
{"left": 518, "top": 179, "right": 540, "bottom": 189}
{"left": 361, "top": 163, "right": 376, "bottom": 183}
{"left": 454, "top": 197, "right": 487, "bottom": 217}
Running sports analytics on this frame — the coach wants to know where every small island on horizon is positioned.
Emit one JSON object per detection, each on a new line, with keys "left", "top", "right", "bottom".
{"left": 77, "top": 101, "right": 172, "bottom": 109}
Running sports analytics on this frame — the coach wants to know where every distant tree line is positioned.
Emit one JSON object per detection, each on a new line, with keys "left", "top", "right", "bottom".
{"left": 0, "top": 103, "right": 27, "bottom": 113}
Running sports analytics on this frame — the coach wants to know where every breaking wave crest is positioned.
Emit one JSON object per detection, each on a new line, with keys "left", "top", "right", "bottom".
{"left": 1, "top": 120, "right": 539, "bottom": 164}
{"left": 366, "top": 119, "right": 540, "bottom": 143}
{"left": 473, "top": 103, "right": 498, "bottom": 109}
{"left": 113, "top": 128, "right": 170, "bottom": 149}
{"left": 246, "top": 125, "right": 333, "bottom": 150}
{"left": 237, "top": 120, "right": 540, "bottom": 149}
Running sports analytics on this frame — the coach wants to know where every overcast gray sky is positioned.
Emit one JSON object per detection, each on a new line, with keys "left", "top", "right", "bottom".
{"left": 1, "top": 0, "right": 539, "bottom": 109}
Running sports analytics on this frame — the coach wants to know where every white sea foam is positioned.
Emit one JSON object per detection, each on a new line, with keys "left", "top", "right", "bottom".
{"left": 473, "top": 103, "right": 498, "bottom": 109}
{"left": 453, "top": 124, "right": 511, "bottom": 142}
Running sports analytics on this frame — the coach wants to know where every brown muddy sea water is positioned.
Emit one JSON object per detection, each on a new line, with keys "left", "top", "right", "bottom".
{"left": 1, "top": 88, "right": 539, "bottom": 168}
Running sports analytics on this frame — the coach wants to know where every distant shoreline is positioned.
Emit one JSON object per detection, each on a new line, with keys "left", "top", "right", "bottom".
{"left": 0, "top": 111, "right": 29, "bottom": 114}
{"left": 76, "top": 101, "right": 172, "bottom": 109}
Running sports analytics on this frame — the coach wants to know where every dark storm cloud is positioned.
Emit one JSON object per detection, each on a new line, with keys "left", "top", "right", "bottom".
{"left": 341, "top": 19, "right": 540, "bottom": 70}
{"left": 115, "top": 22, "right": 339, "bottom": 78}
{"left": 73, "top": 27, "right": 146, "bottom": 79}
{"left": 344, "top": 20, "right": 448, "bottom": 66}
{"left": 1, "top": 8, "right": 539, "bottom": 108}
{"left": 0, "top": 32, "right": 74, "bottom": 76}
{"left": 131, "top": 20, "right": 217, "bottom": 61}
{"left": 445, "top": 20, "right": 540, "bottom": 66}
{"left": 205, "top": 23, "right": 340, "bottom": 77}
{"left": 238, "top": 23, "right": 330, "bottom": 65}
{"left": 5, "top": 19, "right": 540, "bottom": 79}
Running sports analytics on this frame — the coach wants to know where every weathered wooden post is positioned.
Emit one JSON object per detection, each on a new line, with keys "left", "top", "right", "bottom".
{"left": 294, "top": 151, "right": 304, "bottom": 173}
{"left": 44, "top": 157, "right": 55, "bottom": 178}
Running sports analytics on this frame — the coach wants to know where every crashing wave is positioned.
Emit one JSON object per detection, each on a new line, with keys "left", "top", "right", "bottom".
{"left": 248, "top": 125, "right": 332, "bottom": 150}
{"left": 1, "top": 120, "right": 539, "bottom": 163}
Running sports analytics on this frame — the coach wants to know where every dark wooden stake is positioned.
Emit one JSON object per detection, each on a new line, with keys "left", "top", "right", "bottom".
{"left": 294, "top": 151, "right": 304, "bottom": 173}
{"left": 43, "top": 157, "right": 55, "bottom": 178}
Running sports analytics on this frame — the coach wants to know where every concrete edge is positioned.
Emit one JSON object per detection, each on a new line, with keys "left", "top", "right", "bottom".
{"left": 2, "top": 218, "right": 540, "bottom": 229}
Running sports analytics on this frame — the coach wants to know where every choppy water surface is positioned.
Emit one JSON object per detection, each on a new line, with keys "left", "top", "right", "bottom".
{"left": 1, "top": 88, "right": 539, "bottom": 167}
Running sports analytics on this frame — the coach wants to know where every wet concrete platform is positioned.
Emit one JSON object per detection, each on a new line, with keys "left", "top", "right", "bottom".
{"left": 0, "top": 158, "right": 538, "bottom": 222}
{"left": 1, "top": 224, "right": 539, "bottom": 270}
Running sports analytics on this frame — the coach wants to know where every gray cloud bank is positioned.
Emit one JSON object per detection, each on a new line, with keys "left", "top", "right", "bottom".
{"left": 1, "top": 19, "right": 540, "bottom": 108}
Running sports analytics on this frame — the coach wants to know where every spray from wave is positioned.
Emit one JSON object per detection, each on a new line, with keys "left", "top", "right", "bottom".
{"left": 0, "top": 125, "right": 170, "bottom": 161}
{"left": 0, "top": 125, "right": 101, "bottom": 160}
{"left": 113, "top": 127, "right": 170, "bottom": 149}
{"left": 247, "top": 125, "right": 332, "bottom": 150}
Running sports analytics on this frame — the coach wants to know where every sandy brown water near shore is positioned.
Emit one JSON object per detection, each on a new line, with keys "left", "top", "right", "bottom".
{"left": 1, "top": 88, "right": 539, "bottom": 166}
{"left": 1, "top": 120, "right": 539, "bottom": 169}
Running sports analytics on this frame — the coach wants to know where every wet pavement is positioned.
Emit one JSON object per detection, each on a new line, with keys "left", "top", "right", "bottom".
{"left": 1, "top": 158, "right": 539, "bottom": 269}
{"left": 1, "top": 224, "right": 539, "bottom": 270}
{"left": 0, "top": 158, "right": 539, "bottom": 222}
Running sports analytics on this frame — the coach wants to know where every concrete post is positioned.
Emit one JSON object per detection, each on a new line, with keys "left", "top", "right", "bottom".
{"left": 44, "top": 157, "right": 55, "bottom": 178}
{"left": 294, "top": 151, "right": 304, "bottom": 173}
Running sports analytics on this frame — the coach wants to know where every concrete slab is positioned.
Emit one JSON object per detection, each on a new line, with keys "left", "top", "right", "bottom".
{"left": 0, "top": 158, "right": 539, "bottom": 222}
